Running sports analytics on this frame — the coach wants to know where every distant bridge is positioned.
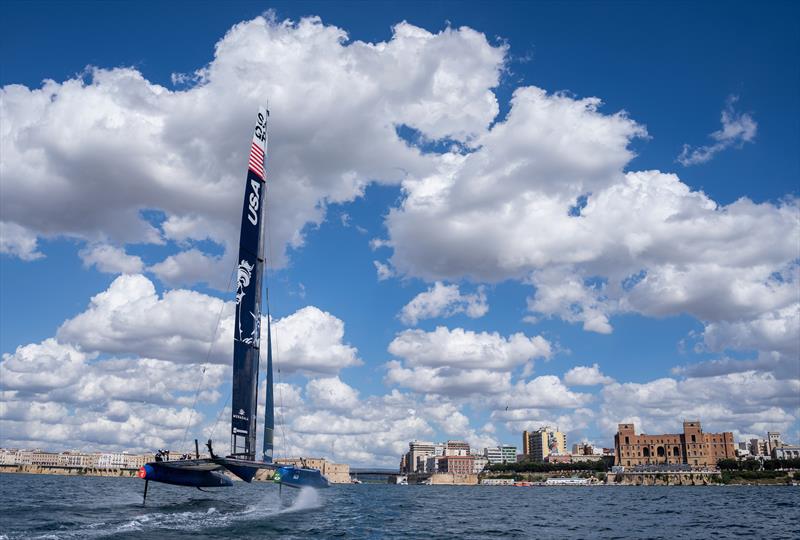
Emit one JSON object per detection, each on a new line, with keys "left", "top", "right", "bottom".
{"left": 349, "top": 468, "right": 401, "bottom": 482}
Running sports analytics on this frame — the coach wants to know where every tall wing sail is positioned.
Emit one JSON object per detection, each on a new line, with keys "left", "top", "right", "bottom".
{"left": 230, "top": 106, "right": 269, "bottom": 459}
{"left": 262, "top": 311, "right": 275, "bottom": 463}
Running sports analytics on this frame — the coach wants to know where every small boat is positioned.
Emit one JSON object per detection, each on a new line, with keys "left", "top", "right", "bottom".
{"left": 138, "top": 107, "right": 329, "bottom": 502}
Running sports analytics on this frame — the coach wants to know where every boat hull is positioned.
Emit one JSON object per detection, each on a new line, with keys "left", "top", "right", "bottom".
{"left": 139, "top": 462, "right": 233, "bottom": 488}
{"left": 274, "top": 466, "right": 330, "bottom": 489}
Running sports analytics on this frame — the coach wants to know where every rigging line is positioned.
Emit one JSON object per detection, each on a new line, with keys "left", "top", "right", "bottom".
{"left": 205, "top": 391, "right": 231, "bottom": 444}
{"left": 263, "top": 157, "right": 289, "bottom": 461}
{"left": 179, "top": 263, "right": 237, "bottom": 453}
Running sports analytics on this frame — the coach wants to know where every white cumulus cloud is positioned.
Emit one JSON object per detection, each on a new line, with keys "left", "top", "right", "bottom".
{"left": 563, "top": 364, "right": 615, "bottom": 386}
{"left": 79, "top": 243, "right": 144, "bottom": 274}
{"left": 1, "top": 16, "right": 505, "bottom": 289}
{"left": 399, "top": 281, "right": 488, "bottom": 325}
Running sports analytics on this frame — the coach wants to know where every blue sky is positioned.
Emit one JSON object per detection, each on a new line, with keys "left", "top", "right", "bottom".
{"left": 1, "top": 1, "right": 798, "bottom": 466}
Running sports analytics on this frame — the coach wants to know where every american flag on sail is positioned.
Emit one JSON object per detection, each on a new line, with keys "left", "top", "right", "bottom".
{"left": 248, "top": 141, "right": 265, "bottom": 180}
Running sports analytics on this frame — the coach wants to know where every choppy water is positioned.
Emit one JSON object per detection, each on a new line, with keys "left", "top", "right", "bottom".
{"left": 0, "top": 474, "right": 798, "bottom": 539}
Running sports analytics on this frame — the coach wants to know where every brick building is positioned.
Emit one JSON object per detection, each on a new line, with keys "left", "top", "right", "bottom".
{"left": 615, "top": 421, "right": 735, "bottom": 469}
{"left": 438, "top": 455, "right": 475, "bottom": 475}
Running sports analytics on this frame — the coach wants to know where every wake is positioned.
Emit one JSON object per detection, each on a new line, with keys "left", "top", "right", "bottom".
{"left": 25, "top": 487, "right": 323, "bottom": 539}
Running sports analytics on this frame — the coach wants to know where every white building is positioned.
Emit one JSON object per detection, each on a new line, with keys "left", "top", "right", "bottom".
{"left": 444, "top": 440, "right": 470, "bottom": 456}
{"left": 767, "top": 432, "right": 783, "bottom": 452}
{"left": 424, "top": 455, "right": 439, "bottom": 473}
{"left": 406, "top": 440, "right": 436, "bottom": 473}
{"left": 473, "top": 456, "right": 488, "bottom": 474}
{"left": 484, "top": 445, "right": 518, "bottom": 464}
{"left": 749, "top": 439, "right": 769, "bottom": 457}
{"left": 0, "top": 449, "right": 18, "bottom": 465}
{"left": 481, "top": 478, "right": 515, "bottom": 485}
{"left": 735, "top": 442, "right": 751, "bottom": 459}
{"left": 98, "top": 452, "right": 130, "bottom": 469}
{"left": 501, "top": 445, "right": 517, "bottom": 463}
{"left": 484, "top": 446, "right": 502, "bottom": 464}
{"left": 772, "top": 446, "right": 800, "bottom": 460}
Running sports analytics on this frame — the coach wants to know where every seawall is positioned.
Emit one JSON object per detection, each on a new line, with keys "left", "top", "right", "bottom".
{"left": 0, "top": 464, "right": 138, "bottom": 477}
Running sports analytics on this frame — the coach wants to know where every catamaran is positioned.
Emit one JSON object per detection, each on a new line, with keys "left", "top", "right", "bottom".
{"left": 138, "top": 107, "right": 330, "bottom": 502}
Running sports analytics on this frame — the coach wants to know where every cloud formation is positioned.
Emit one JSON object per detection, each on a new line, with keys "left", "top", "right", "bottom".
{"left": 399, "top": 281, "right": 488, "bottom": 325}
{"left": 678, "top": 95, "right": 757, "bottom": 166}
{"left": 382, "top": 85, "right": 797, "bottom": 361}
{"left": 385, "top": 326, "right": 551, "bottom": 397}
{"left": 0, "top": 274, "right": 365, "bottom": 455}
{"left": 79, "top": 243, "right": 145, "bottom": 274}
{"left": 563, "top": 364, "right": 615, "bottom": 386}
{"left": 0, "top": 16, "right": 505, "bottom": 288}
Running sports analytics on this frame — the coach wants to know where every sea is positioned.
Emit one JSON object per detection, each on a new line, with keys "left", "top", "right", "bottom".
{"left": 0, "top": 474, "right": 798, "bottom": 539}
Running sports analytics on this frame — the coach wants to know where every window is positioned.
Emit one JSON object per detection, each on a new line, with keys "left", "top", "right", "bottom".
{"left": 691, "top": 435, "right": 696, "bottom": 443}
{"left": 625, "top": 436, "right": 629, "bottom": 445}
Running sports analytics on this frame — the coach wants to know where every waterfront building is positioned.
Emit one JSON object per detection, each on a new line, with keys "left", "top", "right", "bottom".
{"left": 501, "top": 445, "right": 517, "bottom": 463}
{"left": 524, "top": 427, "right": 567, "bottom": 461}
{"left": 545, "top": 477, "right": 590, "bottom": 485}
{"left": 484, "top": 446, "right": 502, "bottom": 463}
{"left": 444, "top": 440, "right": 470, "bottom": 456}
{"left": 772, "top": 445, "right": 800, "bottom": 460}
{"left": 30, "top": 451, "right": 60, "bottom": 467}
{"left": 59, "top": 452, "right": 89, "bottom": 467}
{"left": 572, "top": 443, "right": 595, "bottom": 456}
{"left": 425, "top": 455, "right": 439, "bottom": 473}
{"left": 735, "top": 442, "right": 751, "bottom": 459}
{"left": 767, "top": 432, "right": 781, "bottom": 445}
{"left": 767, "top": 432, "right": 783, "bottom": 452}
{"left": 473, "top": 456, "right": 488, "bottom": 474}
{"left": 485, "top": 445, "right": 518, "bottom": 464}
{"left": 125, "top": 454, "right": 149, "bottom": 469}
{"left": 749, "top": 438, "right": 770, "bottom": 457}
{"left": 98, "top": 452, "right": 129, "bottom": 469}
{"left": 438, "top": 455, "right": 475, "bottom": 475}
{"left": 401, "top": 440, "right": 476, "bottom": 473}
{"left": 404, "top": 440, "right": 436, "bottom": 473}
{"left": 0, "top": 449, "right": 17, "bottom": 465}
{"left": 481, "top": 478, "right": 515, "bottom": 485}
{"left": 615, "top": 421, "right": 735, "bottom": 469}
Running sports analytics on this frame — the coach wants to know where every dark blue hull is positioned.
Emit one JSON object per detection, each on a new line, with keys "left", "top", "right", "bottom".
{"left": 274, "top": 466, "right": 330, "bottom": 488}
{"left": 139, "top": 463, "right": 233, "bottom": 488}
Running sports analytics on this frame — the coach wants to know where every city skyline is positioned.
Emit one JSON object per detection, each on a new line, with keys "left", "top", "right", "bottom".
{"left": 1, "top": 2, "right": 798, "bottom": 468}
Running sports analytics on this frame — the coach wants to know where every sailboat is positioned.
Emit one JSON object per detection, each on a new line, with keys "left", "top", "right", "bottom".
{"left": 138, "top": 106, "right": 330, "bottom": 501}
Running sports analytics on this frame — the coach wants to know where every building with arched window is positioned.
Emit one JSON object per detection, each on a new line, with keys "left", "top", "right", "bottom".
{"left": 614, "top": 421, "right": 735, "bottom": 469}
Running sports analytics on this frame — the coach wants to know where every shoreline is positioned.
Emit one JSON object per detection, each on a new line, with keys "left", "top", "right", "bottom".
{"left": 2, "top": 465, "right": 795, "bottom": 486}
